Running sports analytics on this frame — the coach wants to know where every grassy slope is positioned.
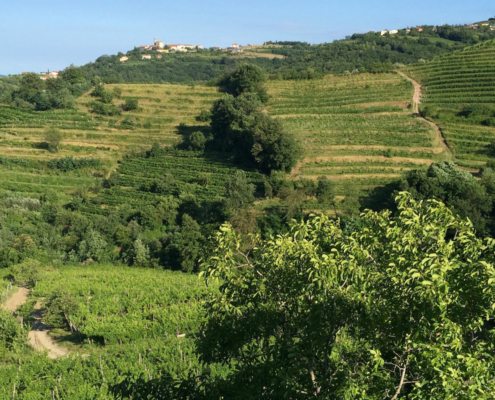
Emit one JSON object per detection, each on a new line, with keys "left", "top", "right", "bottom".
{"left": 406, "top": 39, "right": 495, "bottom": 168}
{"left": 0, "top": 84, "right": 218, "bottom": 197}
{"left": 0, "top": 72, "right": 453, "bottom": 200}
{"left": 267, "top": 72, "right": 448, "bottom": 194}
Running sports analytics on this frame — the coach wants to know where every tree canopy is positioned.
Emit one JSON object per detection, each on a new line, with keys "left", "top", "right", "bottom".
{"left": 224, "top": 64, "right": 269, "bottom": 103}
{"left": 199, "top": 192, "right": 495, "bottom": 399}
{"left": 210, "top": 93, "right": 301, "bottom": 173}
{"left": 401, "top": 161, "right": 494, "bottom": 235}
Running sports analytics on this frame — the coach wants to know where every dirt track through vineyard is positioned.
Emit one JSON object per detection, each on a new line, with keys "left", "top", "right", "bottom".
{"left": 397, "top": 71, "right": 452, "bottom": 158}
{"left": 2, "top": 287, "right": 68, "bottom": 359}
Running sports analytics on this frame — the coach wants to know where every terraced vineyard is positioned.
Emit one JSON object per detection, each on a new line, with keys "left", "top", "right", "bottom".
{"left": 0, "top": 265, "right": 228, "bottom": 398}
{"left": 0, "top": 84, "right": 218, "bottom": 196}
{"left": 267, "top": 73, "right": 449, "bottom": 194}
{"left": 82, "top": 149, "right": 263, "bottom": 215}
{"left": 0, "top": 73, "right": 455, "bottom": 200}
{"left": 406, "top": 39, "right": 495, "bottom": 168}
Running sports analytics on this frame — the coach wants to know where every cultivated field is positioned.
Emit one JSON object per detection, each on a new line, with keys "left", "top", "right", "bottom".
{"left": 0, "top": 265, "right": 226, "bottom": 398}
{"left": 267, "top": 73, "right": 449, "bottom": 194}
{"left": 0, "top": 72, "right": 453, "bottom": 199}
{"left": 0, "top": 84, "right": 219, "bottom": 196}
{"left": 406, "top": 40, "right": 495, "bottom": 167}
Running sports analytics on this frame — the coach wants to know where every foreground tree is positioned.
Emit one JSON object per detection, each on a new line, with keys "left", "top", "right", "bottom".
{"left": 199, "top": 192, "right": 495, "bottom": 399}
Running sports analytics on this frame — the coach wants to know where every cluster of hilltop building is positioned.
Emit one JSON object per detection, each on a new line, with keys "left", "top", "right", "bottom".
{"left": 120, "top": 38, "right": 243, "bottom": 61}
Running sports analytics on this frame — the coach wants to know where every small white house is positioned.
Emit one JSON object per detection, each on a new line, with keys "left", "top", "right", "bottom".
{"left": 120, "top": 56, "right": 129, "bottom": 63}
{"left": 381, "top": 30, "right": 388, "bottom": 36}
{"left": 389, "top": 29, "right": 399, "bottom": 35}
{"left": 142, "top": 54, "right": 151, "bottom": 60}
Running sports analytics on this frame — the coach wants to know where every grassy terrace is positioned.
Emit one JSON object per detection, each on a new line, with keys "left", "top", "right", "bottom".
{"left": 406, "top": 40, "right": 495, "bottom": 167}
{"left": 0, "top": 84, "right": 219, "bottom": 196}
{"left": 267, "top": 73, "right": 448, "bottom": 194}
{"left": 0, "top": 72, "right": 453, "bottom": 200}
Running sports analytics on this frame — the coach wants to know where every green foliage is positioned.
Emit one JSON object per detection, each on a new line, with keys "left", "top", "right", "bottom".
{"left": 196, "top": 109, "right": 212, "bottom": 122}
{"left": 9, "top": 67, "right": 87, "bottom": 111}
{"left": 44, "top": 127, "right": 63, "bottom": 153}
{"left": 177, "top": 214, "right": 203, "bottom": 273}
{"left": 316, "top": 176, "right": 335, "bottom": 206}
{"left": 210, "top": 93, "right": 301, "bottom": 172}
{"left": 122, "top": 97, "right": 139, "bottom": 111}
{"left": 224, "top": 170, "right": 256, "bottom": 212}
{"left": 401, "top": 161, "right": 493, "bottom": 234}
{"left": 72, "top": 229, "right": 112, "bottom": 263}
{"left": 200, "top": 193, "right": 495, "bottom": 398}
{"left": 88, "top": 100, "right": 121, "bottom": 116}
{"left": 48, "top": 156, "right": 101, "bottom": 172}
{"left": 188, "top": 131, "right": 207, "bottom": 151}
{"left": 44, "top": 291, "right": 80, "bottom": 329}
{"left": 224, "top": 64, "right": 269, "bottom": 103}
{"left": 0, "top": 309, "right": 23, "bottom": 351}
{"left": 10, "top": 259, "right": 41, "bottom": 287}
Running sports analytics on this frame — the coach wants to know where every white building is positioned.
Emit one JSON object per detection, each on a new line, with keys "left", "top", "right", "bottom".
{"left": 168, "top": 44, "right": 196, "bottom": 52}
{"left": 381, "top": 30, "right": 388, "bottom": 36}
{"left": 142, "top": 54, "right": 152, "bottom": 60}
{"left": 389, "top": 29, "right": 399, "bottom": 35}
{"left": 120, "top": 56, "right": 129, "bottom": 63}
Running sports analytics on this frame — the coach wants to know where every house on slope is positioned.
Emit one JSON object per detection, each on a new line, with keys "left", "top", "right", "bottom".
{"left": 381, "top": 30, "right": 388, "bottom": 36}
{"left": 389, "top": 29, "right": 399, "bottom": 35}
{"left": 120, "top": 56, "right": 129, "bottom": 62}
{"left": 142, "top": 54, "right": 151, "bottom": 60}
{"left": 39, "top": 71, "right": 59, "bottom": 80}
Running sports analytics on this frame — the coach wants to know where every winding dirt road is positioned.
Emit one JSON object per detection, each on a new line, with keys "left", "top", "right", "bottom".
{"left": 397, "top": 71, "right": 452, "bottom": 159}
{"left": 2, "top": 288, "right": 68, "bottom": 359}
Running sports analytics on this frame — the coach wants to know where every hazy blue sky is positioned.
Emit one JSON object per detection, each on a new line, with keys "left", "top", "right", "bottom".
{"left": 1, "top": 0, "right": 493, "bottom": 75}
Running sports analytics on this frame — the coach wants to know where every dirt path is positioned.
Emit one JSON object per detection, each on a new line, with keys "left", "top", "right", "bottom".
{"left": 2, "top": 289, "right": 68, "bottom": 359}
{"left": 397, "top": 71, "right": 452, "bottom": 159}
{"left": 28, "top": 301, "right": 68, "bottom": 359}
{"left": 1, "top": 287, "right": 29, "bottom": 313}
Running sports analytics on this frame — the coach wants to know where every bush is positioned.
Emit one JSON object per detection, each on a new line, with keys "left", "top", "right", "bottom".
{"left": 0, "top": 310, "right": 23, "bottom": 351}
{"left": 188, "top": 131, "right": 207, "bottom": 151}
{"left": 88, "top": 101, "right": 121, "bottom": 116}
{"left": 122, "top": 98, "right": 138, "bottom": 111}
{"left": 196, "top": 110, "right": 211, "bottom": 122}
{"left": 10, "top": 259, "right": 41, "bottom": 287}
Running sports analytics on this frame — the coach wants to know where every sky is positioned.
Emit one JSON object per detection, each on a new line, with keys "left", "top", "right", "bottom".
{"left": 1, "top": 0, "right": 493, "bottom": 75}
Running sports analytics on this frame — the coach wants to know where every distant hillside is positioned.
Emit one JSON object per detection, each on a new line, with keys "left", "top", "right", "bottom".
{"left": 80, "top": 23, "right": 495, "bottom": 84}
{"left": 406, "top": 39, "right": 495, "bottom": 167}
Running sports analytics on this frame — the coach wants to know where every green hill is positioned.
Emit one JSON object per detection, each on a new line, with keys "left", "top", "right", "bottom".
{"left": 406, "top": 39, "right": 495, "bottom": 167}
{"left": 77, "top": 24, "right": 495, "bottom": 84}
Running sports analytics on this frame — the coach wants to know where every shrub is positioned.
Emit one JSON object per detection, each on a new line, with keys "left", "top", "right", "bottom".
{"left": 122, "top": 98, "right": 138, "bottom": 111}
{"left": 188, "top": 131, "right": 207, "bottom": 151}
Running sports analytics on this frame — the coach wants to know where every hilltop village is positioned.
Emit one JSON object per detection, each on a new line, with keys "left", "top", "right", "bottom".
{"left": 126, "top": 37, "right": 243, "bottom": 62}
